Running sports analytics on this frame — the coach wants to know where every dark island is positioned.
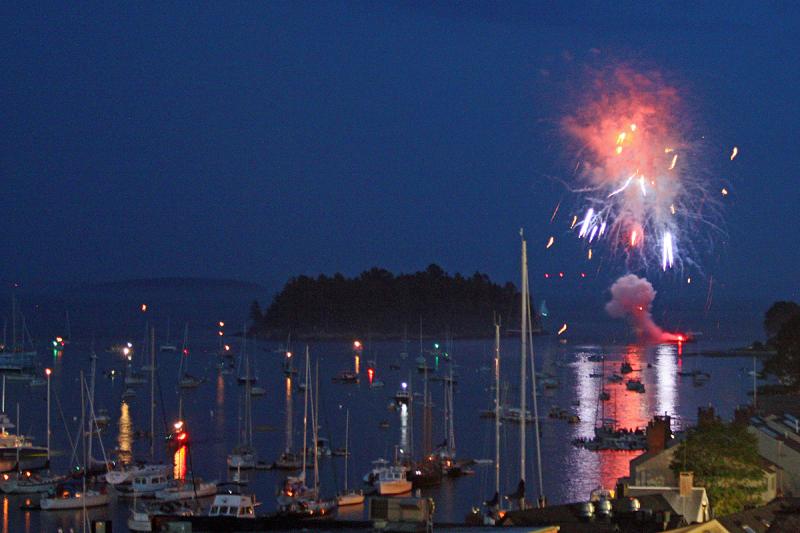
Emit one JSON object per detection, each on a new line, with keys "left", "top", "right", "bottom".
{"left": 248, "top": 264, "right": 533, "bottom": 340}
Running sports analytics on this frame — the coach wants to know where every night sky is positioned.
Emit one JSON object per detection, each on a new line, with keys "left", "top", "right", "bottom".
{"left": 2, "top": 3, "right": 798, "bottom": 337}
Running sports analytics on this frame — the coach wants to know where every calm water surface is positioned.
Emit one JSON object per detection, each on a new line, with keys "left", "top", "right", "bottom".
{"left": 1, "top": 314, "right": 756, "bottom": 531}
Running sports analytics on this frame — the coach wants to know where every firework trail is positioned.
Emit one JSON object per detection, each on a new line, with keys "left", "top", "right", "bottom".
{"left": 561, "top": 65, "right": 719, "bottom": 272}
{"left": 605, "top": 274, "right": 682, "bottom": 342}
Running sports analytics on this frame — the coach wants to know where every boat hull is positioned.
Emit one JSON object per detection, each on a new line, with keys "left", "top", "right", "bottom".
{"left": 40, "top": 492, "right": 110, "bottom": 510}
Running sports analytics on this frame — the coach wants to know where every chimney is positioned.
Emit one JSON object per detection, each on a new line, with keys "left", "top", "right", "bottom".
{"left": 646, "top": 415, "right": 671, "bottom": 454}
{"left": 679, "top": 471, "right": 693, "bottom": 497}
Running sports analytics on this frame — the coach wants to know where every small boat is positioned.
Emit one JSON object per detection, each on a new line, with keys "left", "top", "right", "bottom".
{"left": 620, "top": 360, "right": 633, "bottom": 374}
{"left": 626, "top": 379, "right": 645, "bottom": 393}
{"left": 587, "top": 354, "right": 604, "bottom": 362}
{"left": 40, "top": 487, "right": 110, "bottom": 510}
{"left": 394, "top": 385, "right": 411, "bottom": 405}
{"left": 128, "top": 501, "right": 194, "bottom": 531}
{"left": 274, "top": 452, "right": 303, "bottom": 470}
{"left": 332, "top": 371, "right": 358, "bottom": 384}
{"left": 122, "top": 387, "right": 137, "bottom": 400}
{"left": 94, "top": 408, "right": 111, "bottom": 427}
{"left": 250, "top": 386, "right": 266, "bottom": 397}
{"left": 227, "top": 446, "right": 257, "bottom": 470}
{"left": 0, "top": 471, "right": 63, "bottom": 494}
{"left": 336, "top": 409, "right": 363, "bottom": 506}
{"left": 179, "top": 374, "right": 204, "bottom": 388}
{"left": 336, "top": 489, "right": 364, "bottom": 506}
{"left": 369, "top": 379, "right": 385, "bottom": 389}
{"left": 156, "top": 479, "right": 218, "bottom": 501}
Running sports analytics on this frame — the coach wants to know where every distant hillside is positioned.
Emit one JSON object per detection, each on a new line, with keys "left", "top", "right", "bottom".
{"left": 249, "top": 264, "right": 535, "bottom": 340}
{"left": 82, "top": 277, "right": 265, "bottom": 292}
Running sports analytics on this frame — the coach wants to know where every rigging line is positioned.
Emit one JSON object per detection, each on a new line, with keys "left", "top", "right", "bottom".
{"left": 527, "top": 279, "right": 544, "bottom": 502}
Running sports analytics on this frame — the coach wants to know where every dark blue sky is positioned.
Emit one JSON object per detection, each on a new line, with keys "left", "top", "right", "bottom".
{"left": 2, "top": 2, "right": 798, "bottom": 336}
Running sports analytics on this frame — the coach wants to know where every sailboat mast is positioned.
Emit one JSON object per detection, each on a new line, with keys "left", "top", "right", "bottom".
{"left": 344, "top": 409, "right": 350, "bottom": 492}
{"left": 519, "top": 230, "right": 528, "bottom": 487}
{"left": 302, "top": 346, "right": 309, "bottom": 481}
{"left": 527, "top": 283, "right": 544, "bottom": 505}
{"left": 88, "top": 351, "right": 97, "bottom": 464}
{"left": 313, "top": 358, "right": 320, "bottom": 492}
{"left": 150, "top": 327, "right": 156, "bottom": 461}
{"left": 494, "top": 321, "right": 501, "bottom": 497}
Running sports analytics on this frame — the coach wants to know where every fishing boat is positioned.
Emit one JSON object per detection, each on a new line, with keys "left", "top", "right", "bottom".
{"left": 375, "top": 464, "right": 412, "bottom": 495}
{"left": 115, "top": 468, "right": 172, "bottom": 497}
{"left": 336, "top": 409, "right": 364, "bottom": 506}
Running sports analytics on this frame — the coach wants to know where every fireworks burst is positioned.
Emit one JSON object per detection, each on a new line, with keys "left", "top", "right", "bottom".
{"left": 561, "top": 65, "right": 722, "bottom": 273}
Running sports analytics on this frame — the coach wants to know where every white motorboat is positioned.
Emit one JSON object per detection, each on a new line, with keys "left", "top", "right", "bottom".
{"left": 208, "top": 491, "right": 257, "bottom": 518}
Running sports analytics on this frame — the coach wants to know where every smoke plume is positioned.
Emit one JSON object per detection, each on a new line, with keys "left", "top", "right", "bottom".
{"left": 605, "top": 274, "right": 680, "bottom": 342}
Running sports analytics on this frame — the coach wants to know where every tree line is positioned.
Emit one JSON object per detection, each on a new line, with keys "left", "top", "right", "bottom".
{"left": 248, "top": 264, "right": 530, "bottom": 340}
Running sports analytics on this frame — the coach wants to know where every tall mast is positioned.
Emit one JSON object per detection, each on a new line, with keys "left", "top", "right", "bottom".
{"left": 519, "top": 229, "right": 528, "bottom": 491}
{"left": 302, "top": 346, "right": 309, "bottom": 481}
{"left": 313, "top": 358, "right": 320, "bottom": 493}
{"left": 344, "top": 409, "right": 350, "bottom": 492}
{"left": 150, "top": 327, "right": 156, "bottom": 461}
{"left": 527, "top": 282, "right": 544, "bottom": 505}
{"left": 88, "top": 350, "right": 97, "bottom": 464}
{"left": 494, "top": 320, "right": 501, "bottom": 497}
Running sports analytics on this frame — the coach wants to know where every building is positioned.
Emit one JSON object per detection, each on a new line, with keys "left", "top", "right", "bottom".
{"left": 748, "top": 413, "right": 800, "bottom": 495}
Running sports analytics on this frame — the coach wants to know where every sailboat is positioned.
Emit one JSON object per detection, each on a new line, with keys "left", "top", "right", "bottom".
{"left": 160, "top": 317, "right": 177, "bottom": 352}
{"left": 0, "top": 292, "right": 37, "bottom": 373}
{"left": 509, "top": 230, "right": 545, "bottom": 510}
{"left": 336, "top": 409, "right": 364, "bottom": 506}
{"left": 274, "top": 373, "right": 302, "bottom": 470}
{"left": 41, "top": 372, "right": 111, "bottom": 510}
{"left": 277, "top": 348, "right": 337, "bottom": 518}
{"left": 227, "top": 335, "right": 257, "bottom": 469}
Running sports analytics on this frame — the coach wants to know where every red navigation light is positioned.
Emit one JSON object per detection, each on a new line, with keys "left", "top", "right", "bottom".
{"left": 367, "top": 367, "right": 374, "bottom": 384}
{"left": 182, "top": 348, "right": 189, "bottom": 356}
{"left": 45, "top": 368, "right": 52, "bottom": 377}
{"left": 177, "top": 432, "right": 187, "bottom": 441}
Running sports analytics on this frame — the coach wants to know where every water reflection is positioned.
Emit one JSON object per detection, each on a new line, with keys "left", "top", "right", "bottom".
{"left": 654, "top": 344, "right": 677, "bottom": 420}
{"left": 3, "top": 496, "right": 8, "bottom": 533}
{"left": 174, "top": 444, "right": 187, "bottom": 480}
{"left": 117, "top": 400, "right": 133, "bottom": 464}
{"left": 285, "top": 376, "right": 293, "bottom": 454}
{"left": 399, "top": 403, "right": 409, "bottom": 454}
